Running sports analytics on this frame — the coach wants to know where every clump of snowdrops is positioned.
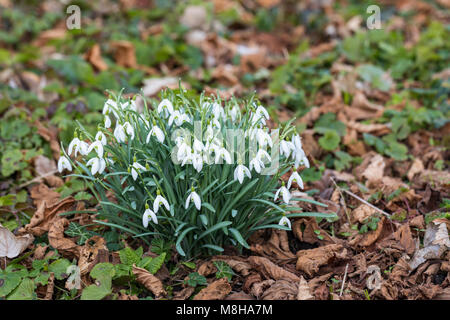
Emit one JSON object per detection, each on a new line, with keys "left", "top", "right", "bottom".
{"left": 59, "top": 89, "right": 327, "bottom": 257}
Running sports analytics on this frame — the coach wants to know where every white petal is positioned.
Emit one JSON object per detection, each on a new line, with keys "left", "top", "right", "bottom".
{"left": 131, "top": 168, "right": 138, "bottom": 180}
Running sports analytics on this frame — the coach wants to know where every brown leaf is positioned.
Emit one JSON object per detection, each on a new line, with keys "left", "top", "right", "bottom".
{"left": 225, "top": 292, "right": 255, "bottom": 300}
{"left": 393, "top": 223, "right": 416, "bottom": 255}
{"left": 85, "top": 44, "right": 108, "bottom": 71}
{"left": 48, "top": 218, "right": 80, "bottom": 257}
{"left": 407, "top": 158, "right": 424, "bottom": 181}
{"left": 173, "top": 287, "right": 195, "bottom": 300}
{"left": 197, "top": 261, "right": 217, "bottom": 277}
{"left": 193, "top": 278, "right": 231, "bottom": 300}
{"left": 349, "top": 216, "right": 387, "bottom": 247}
{"left": 132, "top": 265, "right": 167, "bottom": 298}
{"left": 110, "top": 41, "right": 137, "bottom": 68}
{"left": 212, "top": 256, "right": 252, "bottom": 277}
{"left": 250, "top": 279, "right": 275, "bottom": 298}
{"left": 296, "top": 244, "right": 347, "bottom": 277}
{"left": 297, "top": 276, "right": 314, "bottom": 300}
{"left": 0, "top": 223, "right": 34, "bottom": 258}
{"left": 250, "top": 229, "right": 296, "bottom": 260}
{"left": 352, "top": 204, "right": 377, "bottom": 224}
{"left": 78, "top": 236, "right": 109, "bottom": 276}
{"left": 362, "top": 154, "right": 385, "bottom": 186}
{"left": 44, "top": 273, "right": 55, "bottom": 300}
{"left": 21, "top": 193, "right": 75, "bottom": 237}
{"left": 261, "top": 280, "right": 298, "bottom": 300}
{"left": 248, "top": 256, "right": 300, "bottom": 282}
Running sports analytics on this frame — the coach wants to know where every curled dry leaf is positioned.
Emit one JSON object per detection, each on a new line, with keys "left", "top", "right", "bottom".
{"left": 197, "top": 261, "right": 217, "bottom": 277}
{"left": 78, "top": 236, "right": 109, "bottom": 276}
{"left": 352, "top": 204, "right": 377, "bottom": 224}
{"left": 297, "top": 276, "right": 314, "bottom": 300}
{"left": 132, "top": 265, "right": 167, "bottom": 298}
{"left": 44, "top": 272, "right": 55, "bottom": 300}
{"left": 110, "top": 40, "right": 137, "bottom": 68}
{"left": 48, "top": 218, "right": 80, "bottom": 257}
{"left": 0, "top": 223, "right": 34, "bottom": 259}
{"left": 393, "top": 223, "right": 416, "bottom": 256}
{"left": 173, "top": 287, "right": 195, "bottom": 300}
{"left": 362, "top": 154, "right": 385, "bottom": 186}
{"left": 193, "top": 278, "right": 231, "bottom": 300}
{"left": 261, "top": 280, "right": 298, "bottom": 300}
{"left": 248, "top": 256, "right": 300, "bottom": 282}
{"left": 407, "top": 158, "right": 425, "bottom": 181}
{"left": 409, "top": 221, "right": 450, "bottom": 271}
{"left": 85, "top": 44, "right": 108, "bottom": 71}
{"left": 349, "top": 216, "right": 387, "bottom": 247}
{"left": 212, "top": 256, "right": 252, "bottom": 277}
{"left": 225, "top": 292, "right": 255, "bottom": 300}
{"left": 296, "top": 244, "right": 347, "bottom": 277}
{"left": 250, "top": 279, "right": 275, "bottom": 298}
{"left": 250, "top": 229, "right": 296, "bottom": 260}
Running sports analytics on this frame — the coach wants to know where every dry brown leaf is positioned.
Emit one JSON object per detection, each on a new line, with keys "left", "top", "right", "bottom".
{"left": 173, "top": 287, "right": 195, "bottom": 300}
{"left": 297, "top": 276, "right": 314, "bottom": 300}
{"left": 197, "top": 261, "right": 217, "bottom": 277}
{"left": 142, "top": 77, "right": 179, "bottom": 96}
{"left": 349, "top": 216, "right": 387, "bottom": 247}
{"left": 193, "top": 278, "right": 231, "bottom": 300}
{"left": 248, "top": 256, "right": 300, "bottom": 282}
{"left": 117, "top": 292, "right": 139, "bottom": 300}
{"left": 33, "top": 244, "right": 48, "bottom": 260}
{"left": 225, "top": 292, "right": 255, "bottom": 300}
{"left": 132, "top": 265, "right": 167, "bottom": 298}
{"left": 78, "top": 236, "right": 109, "bottom": 276}
{"left": 407, "top": 158, "right": 425, "bottom": 181}
{"left": 362, "top": 154, "right": 385, "bottom": 186}
{"left": 250, "top": 229, "right": 296, "bottom": 260}
{"left": 261, "top": 279, "right": 298, "bottom": 300}
{"left": 212, "top": 256, "right": 252, "bottom": 277}
{"left": 409, "top": 221, "right": 450, "bottom": 271}
{"left": 394, "top": 223, "right": 416, "bottom": 256}
{"left": 85, "top": 44, "right": 108, "bottom": 71}
{"left": 0, "top": 223, "right": 34, "bottom": 258}
{"left": 352, "top": 204, "right": 377, "bottom": 224}
{"left": 21, "top": 195, "right": 75, "bottom": 237}
{"left": 48, "top": 218, "right": 80, "bottom": 257}
{"left": 296, "top": 244, "right": 347, "bottom": 277}
{"left": 110, "top": 40, "right": 137, "bottom": 68}
{"left": 44, "top": 272, "right": 55, "bottom": 300}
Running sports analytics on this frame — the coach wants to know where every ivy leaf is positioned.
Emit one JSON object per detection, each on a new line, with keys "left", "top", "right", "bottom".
{"left": 213, "top": 261, "right": 235, "bottom": 282}
{"left": 185, "top": 272, "right": 207, "bottom": 287}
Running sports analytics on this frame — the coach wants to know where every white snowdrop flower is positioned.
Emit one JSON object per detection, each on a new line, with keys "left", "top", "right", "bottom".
{"left": 234, "top": 163, "right": 251, "bottom": 184}
{"left": 193, "top": 139, "right": 204, "bottom": 153}
{"left": 177, "top": 142, "right": 191, "bottom": 162}
{"left": 104, "top": 115, "right": 111, "bottom": 129}
{"left": 103, "top": 99, "right": 118, "bottom": 118}
{"left": 274, "top": 184, "right": 291, "bottom": 204}
{"left": 142, "top": 205, "right": 158, "bottom": 227}
{"left": 121, "top": 100, "right": 136, "bottom": 112}
{"left": 68, "top": 137, "right": 89, "bottom": 156}
{"left": 114, "top": 123, "right": 126, "bottom": 143}
{"left": 123, "top": 122, "right": 135, "bottom": 140}
{"left": 255, "top": 105, "right": 270, "bottom": 125}
{"left": 256, "top": 149, "right": 271, "bottom": 162}
{"left": 95, "top": 131, "right": 107, "bottom": 145}
{"left": 157, "top": 99, "right": 174, "bottom": 118}
{"left": 131, "top": 161, "right": 146, "bottom": 181}
{"left": 88, "top": 140, "right": 104, "bottom": 158}
{"left": 249, "top": 157, "right": 264, "bottom": 173}
{"left": 153, "top": 191, "right": 170, "bottom": 213}
{"left": 192, "top": 153, "right": 203, "bottom": 173}
{"left": 229, "top": 105, "right": 240, "bottom": 122}
{"left": 57, "top": 156, "right": 72, "bottom": 173}
{"left": 168, "top": 110, "right": 181, "bottom": 126}
{"left": 185, "top": 188, "right": 201, "bottom": 210}
{"left": 146, "top": 125, "right": 165, "bottom": 144}
{"left": 287, "top": 171, "right": 304, "bottom": 189}
{"left": 256, "top": 129, "right": 272, "bottom": 148}
{"left": 86, "top": 157, "right": 106, "bottom": 175}
{"left": 179, "top": 113, "right": 191, "bottom": 125}
{"left": 294, "top": 148, "right": 309, "bottom": 169}
{"left": 280, "top": 140, "right": 295, "bottom": 158}
{"left": 212, "top": 102, "right": 225, "bottom": 120}
{"left": 279, "top": 216, "right": 291, "bottom": 229}
{"left": 215, "top": 147, "right": 232, "bottom": 164}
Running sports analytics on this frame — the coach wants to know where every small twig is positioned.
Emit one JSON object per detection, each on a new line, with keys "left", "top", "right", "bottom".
{"left": 341, "top": 188, "right": 391, "bottom": 217}
{"left": 339, "top": 263, "right": 349, "bottom": 297}
{"left": 18, "top": 170, "right": 58, "bottom": 189}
